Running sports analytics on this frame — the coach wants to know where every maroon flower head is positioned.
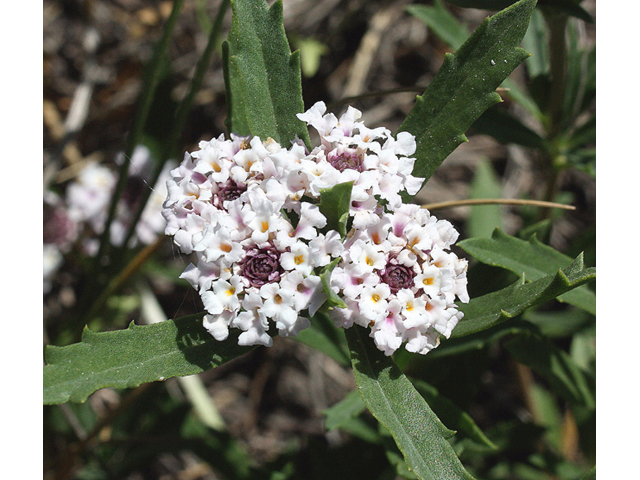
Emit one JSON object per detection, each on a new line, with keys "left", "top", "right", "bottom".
{"left": 328, "top": 149, "right": 364, "bottom": 173}
{"left": 239, "top": 243, "right": 283, "bottom": 288}
{"left": 379, "top": 263, "right": 416, "bottom": 294}
{"left": 213, "top": 179, "right": 247, "bottom": 208}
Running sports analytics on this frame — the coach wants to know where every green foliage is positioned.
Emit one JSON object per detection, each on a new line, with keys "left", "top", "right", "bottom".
{"left": 223, "top": 0, "right": 310, "bottom": 147}
{"left": 405, "top": 1, "right": 469, "bottom": 51}
{"left": 398, "top": 0, "right": 535, "bottom": 189}
{"left": 44, "top": 0, "right": 596, "bottom": 477}
{"left": 467, "top": 160, "right": 503, "bottom": 238}
{"left": 318, "top": 181, "right": 354, "bottom": 238}
{"left": 452, "top": 253, "right": 595, "bottom": 338}
{"left": 504, "top": 331, "right": 595, "bottom": 408}
{"left": 458, "top": 228, "right": 596, "bottom": 314}
{"left": 442, "top": 0, "right": 593, "bottom": 23}
{"left": 345, "top": 326, "right": 477, "bottom": 480}
{"left": 43, "top": 314, "right": 253, "bottom": 404}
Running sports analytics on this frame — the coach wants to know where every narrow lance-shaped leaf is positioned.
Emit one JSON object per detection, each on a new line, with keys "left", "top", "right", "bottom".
{"left": 405, "top": 1, "right": 470, "bottom": 51}
{"left": 458, "top": 228, "right": 596, "bottom": 314}
{"left": 398, "top": 0, "right": 536, "bottom": 190}
{"left": 327, "top": 381, "right": 497, "bottom": 451}
{"left": 443, "top": 0, "right": 594, "bottom": 23}
{"left": 406, "top": 1, "right": 545, "bottom": 147}
{"left": 411, "top": 379, "right": 497, "bottom": 450}
{"left": 318, "top": 181, "right": 353, "bottom": 238}
{"left": 452, "top": 253, "right": 595, "bottom": 338}
{"left": 504, "top": 331, "right": 595, "bottom": 408}
{"left": 346, "top": 326, "right": 477, "bottom": 480}
{"left": 44, "top": 313, "right": 254, "bottom": 405}
{"left": 223, "top": 0, "right": 310, "bottom": 147}
{"left": 295, "top": 310, "right": 351, "bottom": 366}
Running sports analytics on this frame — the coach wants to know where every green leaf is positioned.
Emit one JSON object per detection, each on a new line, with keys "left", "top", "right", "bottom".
{"left": 521, "top": 8, "right": 549, "bottom": 77}
{"left": 318, "top": 181, "right": 354, "bottom": 238}
{"left": 405, "top": 0, "right": 541, "bottom": 122}
{"left": 504, "top": 331, "right": 595, "bottom": 408}
{"left": 222, "top": 0, "right": 310, "bottom": 147}
{"left": 467, "top": 159, "right": 503, "bottom": 238}
{"left": 44, "top": 313, "right": 254, "bottom": 405}
{"left": 427, "top": 321, "right": 532, "bottom": 359}
{"left": 290, "top": 34, "right": 329, "bottom": 78}
{"left": 411, "top": 379, "right": 498, "bottom": 450}
{"left": 443, "top": 0, "right": 521, "bottom": 8}
{"left": 397, "top": 0, "right": 535, "bottom": 189}
{"left": 458, "top": 228, "right": 596, "bottom": 314}
{"left": 561, "top": 26, "right": 596, "bottom": 130}
{"left": 522, "top": 307, "right": 592, "bottom": 338}
{"left": 452, "top": 254, "right": 595, "bottom": 338}
{"left": 324, "top": 389, "right": 367, "bottom": 431}
{"left": 296, "top": 309, "right": 350, "bottom": 366}
{"left": 405, "top": 1, "right": 469, "bottom": 51}
{"left": 318, "top": 258, "right": 348, "bottom": 310}
{"left": 471, "top": 105, "right": 547, "bottom": 149}
{"left": 443, "top": 0, "right": 594, "bottom": 23}
{"left": 580, "top": 466, "right": 596, "bottom": 480}
{"left": 345, "top": 326, "right": 476, "bottom": 480}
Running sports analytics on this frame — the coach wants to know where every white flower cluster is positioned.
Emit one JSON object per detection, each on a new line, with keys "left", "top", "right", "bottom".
{"left": 329, "top": 204, "right": 469, "bottom": 355}
{"left": 162, "top": 133, "right": 342, "bottom": 346}
{"left": 44, "top": 146, "right": 173, "bottom": 291}
{"left": 163, "top": 101, "right": 469, "bottom": 355}
{"left": 297, "top": 101, "right": 424, "bottom": 228}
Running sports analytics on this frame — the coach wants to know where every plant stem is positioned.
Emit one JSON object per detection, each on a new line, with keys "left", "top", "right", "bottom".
{"left": 93, "top": 0, "right": 185, "bottom": 271}
{"left": 421, "top": 198, "right": 575, "bottom": 211}
{"left": 539, "top": 9, "right": 568, "bottom": 220}
{"left": 545, "top": 12, "right": 568, "bottom": 139}
{"left": 72, "top": 0, "right": 185, "bottom": 339}
{"left": 76, "top": 236, "right": 165, "bottom": 340}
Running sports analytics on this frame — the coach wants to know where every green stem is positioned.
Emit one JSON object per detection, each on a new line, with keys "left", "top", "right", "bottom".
{"left": 539, "top": 10, "right": 568, "bottom": 220}
{"left": 72, "top": 0, "right": 186, "bottom": 340}
{"left": 544, "top": 12, "right": 568, "bottom": 140}
{"left": 94, "top": 0, "right": 185, "bottom": 270}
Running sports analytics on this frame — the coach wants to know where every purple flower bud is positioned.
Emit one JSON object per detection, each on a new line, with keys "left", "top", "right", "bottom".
{"left": 239, "top": 243, "right": 283, "bottom": 287}
{"left": 328, "top": 149, "right": 364, "bottom": 173}
{"left": 379, "top": 263, "right": 415, "bottom": 294}
{"left": 213, "top": 179, "right": 247, "bottom": 208}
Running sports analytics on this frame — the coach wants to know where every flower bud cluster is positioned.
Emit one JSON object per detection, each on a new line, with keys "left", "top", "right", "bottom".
{"left": 163, "top": 102, "right": 469, "bottom": 355}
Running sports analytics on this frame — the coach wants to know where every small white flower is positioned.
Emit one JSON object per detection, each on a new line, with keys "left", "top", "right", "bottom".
{"left": 358, "top": 284, "right": 391, "bottom": 322}
{"left": 233, "top": 292, "right": 273, "bottom": 347}
{"left": 203, "top": 311, "right": 234, "bottom": 341}
{"left": 370, "top": 299, "right": 404, "bottom": 356}
{"left": 403, "top": 327, "right": 440, "bottom": 355}
{"left": 331, "top": 263, "right": 378, "bottom": 301}
{"left": 193, "top": 223, "right": 244, "bottom": 264}
{"left": 280, "top": 240, "right": 314, "bottom": 276}
{"left": 348, "top": 239, "right": 387, "bottom": 272}
{"left": 309, "top": 230, "right": 344, "bottom": 267}
{"left": 328, "top": 204, "right": 469, "bottom": 356}
{"left": 279, "top": 272, "right": 325, "bottom": 315}
{"left": 415, "top": 264, "right": 447, "bottom": 298}
{"left": 395, "top": 289, "right": 427, "bottom": 328}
